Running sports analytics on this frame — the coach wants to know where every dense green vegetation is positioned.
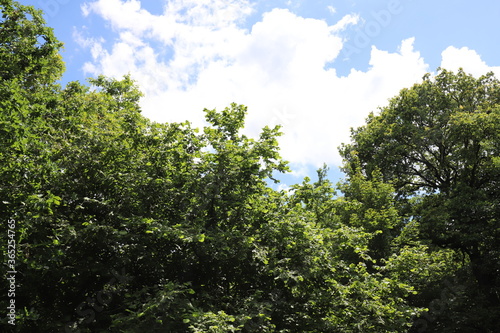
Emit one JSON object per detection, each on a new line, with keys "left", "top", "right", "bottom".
{"left": 1, "top": 1, "right": 499, "bottom": 332}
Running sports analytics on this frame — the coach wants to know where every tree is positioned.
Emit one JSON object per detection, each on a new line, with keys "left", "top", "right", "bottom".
{"left": 340, "top": 68, "right": 500, "bottom": 331}
{"left": 1, "top": 0, "right": 64, "bottom": 217}
{"left": 3, "top": 1, "right": 477, "bottom": 331}
{"left": 0, "top": 0, "right": 63, "bottom": 87}
{"left": 0, "top": 2, "right": 423, "bottom": 326}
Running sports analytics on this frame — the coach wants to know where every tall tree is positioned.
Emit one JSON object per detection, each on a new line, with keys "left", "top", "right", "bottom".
{"left": 340, "top": 68, "right": 500, "bottom": 331}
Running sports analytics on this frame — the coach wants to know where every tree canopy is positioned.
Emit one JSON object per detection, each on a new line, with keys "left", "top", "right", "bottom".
{"left": 1, "top": 1, "right": 499, "bottom": 332}
{"left": 341, "top": 68, "right": 500, "bottom": 331}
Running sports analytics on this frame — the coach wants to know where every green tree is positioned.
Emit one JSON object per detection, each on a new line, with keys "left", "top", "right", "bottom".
{"left": 340, "top": 68, "right": 500, "bottom": 331}
{"left": 270, "top": 168, "right": 426, "bottom": 332}
{"left": 1, "top": 0, "right": 64, "bottom": 217}
{"left": 1, "top": 3, "right": 65, "bottom": 329}
{"left": 2, "top": 1, "right": 463, "bottom": 332}
{"left": 0, "top": 0, "right": 63, "bottom": 87}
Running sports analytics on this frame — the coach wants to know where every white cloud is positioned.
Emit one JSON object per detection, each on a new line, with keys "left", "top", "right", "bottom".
{"left": 441, "top": 46, "right": 500, "bottom": 77}
{"left": 77, "top": 0, "right": 429, "bottom": 170}
{"left": 276, "top": 183, "right": 293, "bottom": 193}
{"left": 330, "top": 13, "right": 359, "bottom": 32}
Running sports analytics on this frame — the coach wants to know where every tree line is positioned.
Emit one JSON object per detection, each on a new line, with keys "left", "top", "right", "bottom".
{"left": 1, "top": 1, "right": 499, "bottom": 332}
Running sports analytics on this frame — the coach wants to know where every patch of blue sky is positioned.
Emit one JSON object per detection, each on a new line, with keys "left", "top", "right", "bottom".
{"left": 269, "top": 162, "right": 345, "bottom": 192}
{"left": 136, "top": 0, "right": 164, "bottom": 16}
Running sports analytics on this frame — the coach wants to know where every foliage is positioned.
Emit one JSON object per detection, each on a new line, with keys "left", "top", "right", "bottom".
{"left": 341, "top": 68, "right": 500, "bottom": 332}
{"left": 1, "top": 1, "right": 499, "bottom": 332}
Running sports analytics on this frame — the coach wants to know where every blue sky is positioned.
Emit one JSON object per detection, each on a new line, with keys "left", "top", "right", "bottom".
{"left": 23, "top": 0, "right": 500, "bottom": 188}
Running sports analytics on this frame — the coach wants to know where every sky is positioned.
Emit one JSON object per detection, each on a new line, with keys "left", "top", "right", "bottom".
{"left": 23, "top": 0, "right": 500, "bottom": 187}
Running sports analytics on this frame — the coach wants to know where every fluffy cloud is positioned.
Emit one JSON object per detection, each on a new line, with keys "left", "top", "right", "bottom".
{"left": 441, "top": 46, "right": 500, "bottom": 77}
{"left": 78, "top": 0, "right": 431, "bottom": 169}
